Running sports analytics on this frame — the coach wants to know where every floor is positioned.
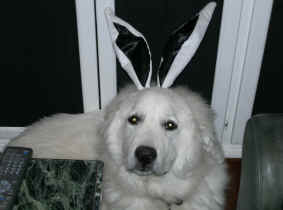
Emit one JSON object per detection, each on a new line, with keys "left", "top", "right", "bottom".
{"left": 225, "top": 158, "right": 242, "bottom": 210}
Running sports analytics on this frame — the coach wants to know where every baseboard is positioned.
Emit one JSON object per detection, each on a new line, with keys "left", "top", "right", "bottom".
{"left": 223, "top": 144, "right": 242, "bottom": 158}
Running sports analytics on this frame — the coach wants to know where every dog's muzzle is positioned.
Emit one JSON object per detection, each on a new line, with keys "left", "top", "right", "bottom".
{"left": 133, "top": 145, "right": 157, "bottom": 175}
{"left": 135, "top": 145, "right": 157, "bottom": 166}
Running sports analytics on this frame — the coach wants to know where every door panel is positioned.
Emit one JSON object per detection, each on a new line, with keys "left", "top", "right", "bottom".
{"left": 0, "top": 0, "right": 83, "bottom": 126}
{"left": 252, "top": 0, "right": 283, "bottom": 115}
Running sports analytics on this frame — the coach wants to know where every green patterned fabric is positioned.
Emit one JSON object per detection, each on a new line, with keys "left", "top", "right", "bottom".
{"left": 13, "top": 159, "right": 103, "bottom": 210}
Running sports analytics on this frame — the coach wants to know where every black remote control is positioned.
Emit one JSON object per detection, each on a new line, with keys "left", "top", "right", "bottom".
{"left": 0, "top": 147, "right": 33, "bottom": 210}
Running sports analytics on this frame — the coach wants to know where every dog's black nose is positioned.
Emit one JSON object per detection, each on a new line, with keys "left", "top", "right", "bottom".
{"left": 135, "top": 146, "right": 157, "bottom": 165}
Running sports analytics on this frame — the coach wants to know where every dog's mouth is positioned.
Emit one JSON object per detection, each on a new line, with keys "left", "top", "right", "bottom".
{"left": 132, "top": 169, "right": 153, "bottom": 176}
{"left": 129, "top": 165, "right": 168, "bottom": 177}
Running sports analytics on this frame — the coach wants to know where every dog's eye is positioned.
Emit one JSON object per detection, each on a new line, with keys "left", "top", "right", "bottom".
{"left": 128, "top": 115, "right": 140, "bottom": 125}
{"left": 163, "top": 120, "right": 178, "bottom": 131}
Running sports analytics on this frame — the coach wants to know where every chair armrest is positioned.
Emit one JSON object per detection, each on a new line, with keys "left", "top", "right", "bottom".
{"left": 237, "top": 114, "right": 283, "bottom": 210}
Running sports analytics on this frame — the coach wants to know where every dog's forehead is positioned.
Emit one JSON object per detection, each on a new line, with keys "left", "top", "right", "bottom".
{"left": 133, "top": 88, "right": 178, "bottom": 113}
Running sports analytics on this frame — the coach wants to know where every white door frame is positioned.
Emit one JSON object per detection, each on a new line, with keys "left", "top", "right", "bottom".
{"left": 75, "top": 0, "right": 100, "bottom": 112}
{"left": 212, "top": 0, "right": 273, "bottom": 157}
{"left": 95, "top": 0, "right": 117, "bottom": 108}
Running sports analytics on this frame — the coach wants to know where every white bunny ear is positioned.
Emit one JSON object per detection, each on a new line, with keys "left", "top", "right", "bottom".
{"left": 158, "top": 2, "right": 216, "bottom": 88}
{"left": 105, "top": 8, "right": 152, "bottom": 89}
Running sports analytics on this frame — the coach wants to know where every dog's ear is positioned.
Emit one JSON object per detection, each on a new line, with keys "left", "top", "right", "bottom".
{"left": 100, "top": 87, "right": 138, "bottom": 165}
{"left": 171, "top": 87, "right": 224, "bottom": 179}
{"left": 172, "top": 129, "right": 204, "bottom": 179}
{"left": 173, "top": 125, "right": 224, "bottom": 179}
{"left": 158, "top": 2, "right": 216, "bottom": 88}
{"left": 105, "top": 8, "right": 152, "bottom": 89}
{"left": 200, "top": 126, "right": 225, "bottom": 164}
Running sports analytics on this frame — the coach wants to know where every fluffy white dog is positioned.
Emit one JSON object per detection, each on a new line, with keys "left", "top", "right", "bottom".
{"left": 9, "top": 86, "right": 228, "bottom": 210}
{"left": 10, "top": 3, "right": 228, "bottom": 209}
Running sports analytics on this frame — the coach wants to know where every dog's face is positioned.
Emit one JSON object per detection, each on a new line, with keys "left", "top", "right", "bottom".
{"left": 103, "top": 87, "right": 204, "bottom": 178}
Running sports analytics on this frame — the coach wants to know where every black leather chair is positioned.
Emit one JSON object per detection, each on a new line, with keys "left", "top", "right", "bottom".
{"left": 237, "top": 114, "right": 283, "bottom": 210}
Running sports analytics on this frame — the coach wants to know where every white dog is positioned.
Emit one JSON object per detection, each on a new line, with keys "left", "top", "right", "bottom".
{"left": 9, "top": 86, "right": 228, "bottom": 210}
{"left": 10, "top": 2, "right": 228, "bottom": 209}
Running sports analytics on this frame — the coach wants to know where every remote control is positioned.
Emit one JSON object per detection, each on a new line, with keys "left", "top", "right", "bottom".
{"left": 0, "top": 147, "right": 33, "bottom": 210}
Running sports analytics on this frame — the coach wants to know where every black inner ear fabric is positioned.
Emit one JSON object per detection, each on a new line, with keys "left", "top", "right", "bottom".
{"left": 114, "top": 23, "right": 151, "bottom": 87}
{"left": 157, "top": 15, "right": 199, "bottom": 85}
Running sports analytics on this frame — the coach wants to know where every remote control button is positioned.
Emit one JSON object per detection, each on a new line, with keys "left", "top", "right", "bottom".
{"left": 23, "top": 150, "right": 30, "bottom": 155}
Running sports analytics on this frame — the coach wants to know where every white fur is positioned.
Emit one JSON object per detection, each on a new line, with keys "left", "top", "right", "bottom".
{"left": 9, "top": 86, "right": 228, "bottom": 210}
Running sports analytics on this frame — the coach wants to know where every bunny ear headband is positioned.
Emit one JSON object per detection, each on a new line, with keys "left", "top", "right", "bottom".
{"left": 105, "top": 2, "right": 216, "bottom": 89}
